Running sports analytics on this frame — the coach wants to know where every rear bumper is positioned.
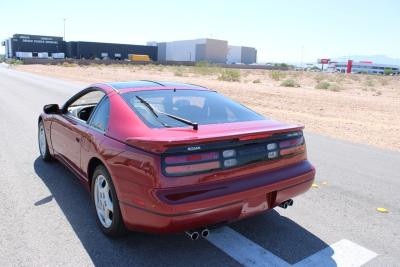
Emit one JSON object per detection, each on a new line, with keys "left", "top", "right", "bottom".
{"left": 120, "top": 160, "right": 315, "bottom": 233}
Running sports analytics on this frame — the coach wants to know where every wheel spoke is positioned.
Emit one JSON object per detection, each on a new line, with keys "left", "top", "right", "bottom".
{"left": 104, "top": 194, "right": 113, "bottom": 212}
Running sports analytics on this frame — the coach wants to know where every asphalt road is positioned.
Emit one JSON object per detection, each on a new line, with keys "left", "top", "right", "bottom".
{"left": 0, "top": 65, "right": 399, "bottom": 266}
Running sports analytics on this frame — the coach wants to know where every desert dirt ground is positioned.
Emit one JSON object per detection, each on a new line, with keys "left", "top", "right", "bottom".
{"left": 14, "top": 63, "right": 400, "bottom": 151}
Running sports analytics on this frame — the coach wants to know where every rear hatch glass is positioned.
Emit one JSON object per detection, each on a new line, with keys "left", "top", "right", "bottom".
{"left": 122, "top": 90, "right": 264, "bottom": 128}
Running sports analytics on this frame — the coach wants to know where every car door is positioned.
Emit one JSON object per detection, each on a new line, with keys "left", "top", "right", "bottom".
{"left": 80, "top": 96, "right": 111, "bottom": 178}
{"left": 51, "top": 89, "right": 105, "bottom": 175}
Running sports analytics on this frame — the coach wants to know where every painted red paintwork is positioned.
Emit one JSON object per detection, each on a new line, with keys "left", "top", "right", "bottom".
{"left": 40, "top": 83, "right": 315, "bottom": 233}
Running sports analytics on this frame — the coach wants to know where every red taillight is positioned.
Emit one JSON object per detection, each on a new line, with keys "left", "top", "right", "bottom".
{"left": 164, "top": 152, "right": 220, "bottom": 175}
{"left": 165, "top": 152, "right": 219, "bottom": 164}
{"left": 279, "top": 136, "right": 304, "bottom": 156}
{"left": 280, "top": 146, "right": 304, "bottom": 156}
{"left": 165, "top": 161, "right": 220, "bottom": 175}
{"left": 239, "top": 133, "right": 270, "bottom": 141}
{"left": 279, "top": 136, "right": 304, "bottom": 148}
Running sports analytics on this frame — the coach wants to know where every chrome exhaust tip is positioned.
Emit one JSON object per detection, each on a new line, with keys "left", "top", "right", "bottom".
{"left": 279, "top": 199, "right": 294, "bottom": 209}
{"left": 201, "top": 228, "right": 210, "bottom": 238}
{"left": 279, "top": 202, "right": 288, "bottom": 209}
{"left": 185, "top": 230, "right": 200, "bottom": 240}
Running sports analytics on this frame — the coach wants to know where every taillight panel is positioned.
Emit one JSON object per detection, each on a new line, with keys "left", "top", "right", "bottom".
{"left": 165, "top": 152, "right": 219, "bottom": 164}
{"left": 162, "top": 131, "right": 305, "bottom": 177}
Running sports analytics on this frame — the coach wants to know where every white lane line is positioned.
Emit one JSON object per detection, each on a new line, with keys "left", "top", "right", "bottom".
{"left": 207, "top": 226, "right": 290, "bottom": 267}
{"left": 207, "top": 227, "right": 377, "bottom": 267}
{"left": 294, "top": 239, "right": 378, "bottom": 267}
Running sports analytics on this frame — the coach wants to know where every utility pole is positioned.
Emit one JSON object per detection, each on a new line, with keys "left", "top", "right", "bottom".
{"left": 300, "top": 45, "right": 304, "bottom": 71}
{"left": 63, "top": 18, "right": 66, "bottom": 40}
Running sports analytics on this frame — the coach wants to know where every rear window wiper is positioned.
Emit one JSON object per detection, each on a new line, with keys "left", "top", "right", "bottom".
{"left": 136, "top": 96, "right": 198, "bottom": 130}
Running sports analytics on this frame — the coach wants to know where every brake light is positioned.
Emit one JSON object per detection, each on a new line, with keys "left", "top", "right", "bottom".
{"left": 163, "top": 131, "right": 305, "bottom": 176}
{"left": 279, "top": 136, "right": 304, "bottom": 156}
{"left": 279, "top": 136, "right": 304, "bottom": 148}
{"left": 165, "top": 161, "right": 220, "bottom": 175}
{"left": 239, "top": 133, "right": 270, "bottom": 141}
{"left": 164, "top": 152, "right": 220, "bottom": 175}
{"left": 165, "top": 152, "right": 219, "bottom": 164}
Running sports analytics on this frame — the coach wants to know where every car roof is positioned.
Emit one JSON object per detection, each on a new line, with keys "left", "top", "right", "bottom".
{"left": 103, "top": 80, "right": 211, "bottom": 92}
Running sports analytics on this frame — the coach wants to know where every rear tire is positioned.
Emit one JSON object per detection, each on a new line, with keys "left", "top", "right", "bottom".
{"left": 91, "top": 165, "right": 126, "bottom": 238}
{"left": 38, "top": 120, "right": 53, "bottom": 161}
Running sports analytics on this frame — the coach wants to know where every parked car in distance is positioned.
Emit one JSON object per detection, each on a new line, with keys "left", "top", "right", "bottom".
{"left": 38, "top": 80, "right": 315, "bottom": 238}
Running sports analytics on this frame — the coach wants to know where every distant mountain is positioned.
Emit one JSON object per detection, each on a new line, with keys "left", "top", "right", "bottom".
{"left": 332, "top": 55, "right": 400, "bottom": 66}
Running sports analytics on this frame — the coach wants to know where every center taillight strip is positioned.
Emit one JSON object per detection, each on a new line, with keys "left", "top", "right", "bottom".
{"left": 162, "top": 132, "right": 305, "bottom": 177}
{"left": 165, "top": 161, "right": 221, "bottom": 175}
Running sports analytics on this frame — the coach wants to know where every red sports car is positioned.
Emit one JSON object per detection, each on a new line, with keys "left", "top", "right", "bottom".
{"left": 38, "top": 81, "right": 315, "bottom": 239}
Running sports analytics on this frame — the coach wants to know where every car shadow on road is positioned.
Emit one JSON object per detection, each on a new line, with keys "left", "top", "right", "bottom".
{"left": 34, "top": 157, "right": 334, "bottom": 266}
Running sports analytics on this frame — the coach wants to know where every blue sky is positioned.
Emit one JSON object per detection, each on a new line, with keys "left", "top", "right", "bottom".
{"left": 1, "top": 0, "right": 399, "bottom": 62}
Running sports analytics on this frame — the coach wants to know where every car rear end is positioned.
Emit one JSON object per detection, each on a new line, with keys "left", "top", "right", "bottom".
{"left": 119, "top": 127, "right": 315, "bottom": 233}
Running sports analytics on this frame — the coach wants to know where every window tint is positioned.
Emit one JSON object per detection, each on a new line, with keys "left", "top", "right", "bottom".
{"left": 69, "top": 91, "right": 104, "bottom": 107}
{"left": 66, "top": 90, "right": 105, "bottom": 121}
{"left": 122, "top": 90, "right": 264, "bottom": 128}
{"left": 90, "top": 97, "right": 110, "bottom": 131}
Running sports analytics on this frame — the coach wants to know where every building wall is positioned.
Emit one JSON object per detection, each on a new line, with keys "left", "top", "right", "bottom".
{"left": 66, "top": 42, "right": 77, "bottom": 59}
{"left": 165, "top": 39, "right": 204, "bottom": 62}
{"left": 227, "top": 45, "right": 242, "bottom": 64}
{"left": 241, "top": 46, "right": 257, "bottom": 64}
{"left": 204, "top": 39, "right": 228, "bottom": 64}
{"left": 195, "top": 43, "right": 206, "bottom": 61}
{"left": 160, "top": 38, "right": 227, "bottom": 63}
{"left": 5, "top": 34, "right": 66, "bottom": 58}
{"left": 227, "top": 45, "right": 257, "bottom": 64}
{"left": 6, "top": 39, "right": 12, "bottom": 58}
{"left": 72, "top": 41, "right": 157, "bottom": 60}
{"left": 157, "top": 42, "right": 167, "bottom": 61}
{"left": 3, "top": 34, "right": 157, "bottom": 60}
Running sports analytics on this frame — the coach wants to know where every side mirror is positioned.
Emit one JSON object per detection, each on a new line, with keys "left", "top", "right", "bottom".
{"left": 43, "top": 104, "right": 60, "bottom": 114}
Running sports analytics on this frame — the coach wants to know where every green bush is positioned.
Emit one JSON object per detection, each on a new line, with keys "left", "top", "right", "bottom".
{"left": 274, "top": 63, "right": 290, "bottom": 68}
{"left": 8, "top": 58, "right": 23, "bottom": 65}
{"left": 194, "top": 61, "right": 221, "bottom": 75}
{"left": 315, "top": 81, "right": 341, "bottom": 91}
{"left": 315, "top": 81, "right": 330, "bottom": 89}
{"left": 218, "top": 69, "right": 241, "bottom": 82}
{"left": 328, "top": 83, "right": 342, "bottom": 91}
{"left": 270, "top": 71, "right": 287, "bottom": 81}
{"left": 280, "top": 79, "right": 300, "bottom": 87}
{"left": 384, "top": 68, "right": 392, "bottom": 75}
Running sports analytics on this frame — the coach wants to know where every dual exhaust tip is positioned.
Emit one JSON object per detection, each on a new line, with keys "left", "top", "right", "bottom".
{"left": 185, "top": 228, "right": 210, "bottom": 240}
{"left": 186, "top": 200, "right": 294, "bottom": 239}
{"left": 279, "top": 199, "right": 294, "bottom": 209}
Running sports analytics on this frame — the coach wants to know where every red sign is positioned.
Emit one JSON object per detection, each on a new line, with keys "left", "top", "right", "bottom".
{"left": 318, "top": 58, "right": 330, "bottom": 64}
{"left": 346, "top": 60, "right": 353, "bottom": 74}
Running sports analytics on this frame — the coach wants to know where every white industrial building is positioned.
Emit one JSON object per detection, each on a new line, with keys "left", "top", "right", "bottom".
{"left": 227, "top": 45, "right": 257, "bottom": 64}
{"left": 149, "top": 38, "right": 227, "bottom": 63}
{"left": 327, "top": 61, "right": 400, "bottom": 75}
{"left": 149, "top": 38, "right": 257, "bottom": 64}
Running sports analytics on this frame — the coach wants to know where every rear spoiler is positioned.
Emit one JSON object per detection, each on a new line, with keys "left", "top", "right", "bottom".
{"left": 125, "top": 126, "right": 304, "bottom": 154}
